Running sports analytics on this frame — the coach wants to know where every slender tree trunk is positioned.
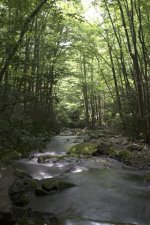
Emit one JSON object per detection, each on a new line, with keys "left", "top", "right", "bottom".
{"left": 82, "top": 57, "right": 90, "bottom": 128}
{"left": 0, "top": 0, "right": 48, "bottom": 82}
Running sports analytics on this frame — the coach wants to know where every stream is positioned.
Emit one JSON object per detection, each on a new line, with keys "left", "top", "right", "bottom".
{"left": 14, "top": 135, "right": 150, "bottom": 225}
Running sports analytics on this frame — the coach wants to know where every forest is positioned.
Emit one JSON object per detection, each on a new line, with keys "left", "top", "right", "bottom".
{"left": 0, "top": 0, "right": 150, "bottom": 156}
{"left": 0, "top": 1, "right": 150, "bottom": 225}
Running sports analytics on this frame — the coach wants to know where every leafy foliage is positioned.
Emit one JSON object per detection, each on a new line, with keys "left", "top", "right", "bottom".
{"left": 1, "top": 0, "right": 150, "bottom": 161}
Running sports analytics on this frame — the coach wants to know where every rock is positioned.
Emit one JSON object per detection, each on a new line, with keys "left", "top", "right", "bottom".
{"left": 143, "top": 144, "right": 150, "bottom": 151}
{"left": 42, "top": 181, "right": 57, "bottom": 192}
{"left": 37, "top": 154, "right": 65, "bottom": 163}
{"left": 121, "top": 137, "right": 129, "bottom": 146}
{"left": 106, "top": 148, "right": 133, "bottom": 163}
{"left": 92, "top": 141, "right": 112, "bottom": 156}
{"left": 128, "top": 143, "right": 143, "bottom": 151}
{"left": 14, "top": 169, "right": 32, "bottom": 179}
{"left": 9, "top": 178, "right": 35, "bottom": 200}
{"left": 117, "top": 150, "right": 133, "bottom": 163}
{"left": 14, "top": 195, "right": 29, "bottom": 207}
{"left": 9, "top": 181, "right": 24, "bottom": 202}
{"left": 29, "top": 155, "right": 34, "bottom": 161}
{"left": 22, "top": 178, "right": 37, "bottom": 189}
{"left": 68, "top": 143, "right": 98, "bottom": 157}
{"left": 41, "top": 178, "right": 76, "bottom": 193}
{"left": 35, "top": 188, "right": 49, "bottom": 196}
{"left": 37, "top": 156, "right": 44, "bottom": 163}
{"left": 9, "top": 177, "right": 37, "bottom": 207}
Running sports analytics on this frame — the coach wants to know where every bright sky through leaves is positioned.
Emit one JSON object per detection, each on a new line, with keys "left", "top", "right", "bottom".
{"left": 82, "top": 0, "right": 102, "bottom": 22}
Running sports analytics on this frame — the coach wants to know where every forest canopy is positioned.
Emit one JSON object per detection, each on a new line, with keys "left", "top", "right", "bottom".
{"left": 0, "top": 0, "right": 150, "bottom": 158}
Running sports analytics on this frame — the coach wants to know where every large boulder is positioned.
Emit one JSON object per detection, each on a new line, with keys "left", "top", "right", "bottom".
{"left": 106, "top": 148, "right": 133, "bottom": 163}
{"left": 9, "top": 179, "right": 29, "bottom": 207}
{"left": 128, "top": 143, "right": 143, "bottom": 151}
{"left": 37, "top": 154, "right": 65, "bottom": 163}
{"left": 42, "top": 178, "right": 76, "bottom": 192}
{"left": 14, "top": 195, "right": 29, "bottom": 207}
{"left": 9, "top": 176, "right": 37, "bottom": 207}
{"left": 92, "top": 140, "right": 112, "bottom": 156}
{"left": 34, "top": 178, "right": 76, "bottom": 196}
{"left": 67, "top": 143, "right": 98, "bottom": 157}
{"left": 35, "top": 187, "right": 49, "bottom": 196}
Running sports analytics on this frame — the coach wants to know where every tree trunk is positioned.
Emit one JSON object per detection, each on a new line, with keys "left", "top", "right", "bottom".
{"left": 0, "top": 0, "right": 48, "bottom": 82}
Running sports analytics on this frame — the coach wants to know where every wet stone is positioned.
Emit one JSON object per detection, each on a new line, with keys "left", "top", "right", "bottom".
{"left": 41, "top": 178, "right": 76, "bottom": 193}
{"left": 35, "top": 188, "right": 49, "bottom": 196}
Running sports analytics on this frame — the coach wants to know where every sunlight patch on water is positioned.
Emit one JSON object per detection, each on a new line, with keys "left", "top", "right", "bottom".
{"left": 65, "top": 220, "right": 118, "bottom": 225}
{"left": 41, "top": 162, "right": 54, "bottom": 167}
{"left": 91, "top": 223, "right": 110, "bottom": 225}
{"left": 56, "top": 163, "right": 66, "bottom": 168}
{"left": 28, "top": 158, "right": 38, "bottom": 164}
{"left": 35, "top": 151, "right": 57, "bottom": 157}
{"left": 33, "top": 172, "right": 53, "bottom": 180}
{"left": 72, "top": 166, "right": 89, "bottom": 173}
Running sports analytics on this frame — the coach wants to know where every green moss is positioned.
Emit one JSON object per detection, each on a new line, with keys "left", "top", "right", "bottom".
{"left": 35, "top": 187, "right": 49, "bottom": 196}
{"left": 67, "top": 143, "right": 98, "bottom": 157}
{"left": 42, "top": 179, "right": 58, "bottom": 191}
{"left": 41, "top": 178, "right": 76, "bottom": 192}
{"left": 117, "top": 150, "right": 133, "bottom": 162}
{"left": 106, "top": 148, "right": 133, "bottom": 163}
{"left": 106, "top": 148, "right": 120, "bottom": 157}
{"left": 22, "top": 178, "right": 37, "bottom": 189}
{"left": 14, "top": 169, "right": 31, "bottom": 178}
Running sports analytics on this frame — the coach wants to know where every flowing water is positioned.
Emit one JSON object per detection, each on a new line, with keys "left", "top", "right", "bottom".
{"left": 14, "top": 135, "right": 150, "bottom": 225}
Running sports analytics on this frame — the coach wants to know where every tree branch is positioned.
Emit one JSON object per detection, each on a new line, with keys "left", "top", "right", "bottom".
{"left": 0, "top": 0, "right": 49, "bottom": 82}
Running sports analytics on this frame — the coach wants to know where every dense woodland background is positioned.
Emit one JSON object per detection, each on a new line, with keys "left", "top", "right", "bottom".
{"left": 0, "top": 0, "right": 150, "bottom": 159}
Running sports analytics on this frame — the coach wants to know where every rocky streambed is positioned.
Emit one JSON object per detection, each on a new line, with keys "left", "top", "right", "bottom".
{"left": 1, "top": 131, "right": 150, "bottom": 225}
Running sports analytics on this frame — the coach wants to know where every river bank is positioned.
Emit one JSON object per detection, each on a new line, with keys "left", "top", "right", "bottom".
{"left": 0, "top": 129, "right": 150, "bottom": 225}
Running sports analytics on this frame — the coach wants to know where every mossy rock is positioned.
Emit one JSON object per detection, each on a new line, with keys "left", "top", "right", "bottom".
{"left": 106, "top": 148, "right": 119, "bottom": 157}
{"left": 67, "top": 143, "right": 98, "bottom": 157}
{"left": 41, "top": 178, "right": 76, "bottom": 193}
{"left": 35, "top": 187, "right": 49, "bottom": 196}
{"left": 10, "top": 178, "right": 37, "bottom": 200}
{"left": 14, "top": 195, "right": 29, "bottom": 207}
{"left": 14, "top": 169, "right": 32, "bottom": 178}
{"left": 93, "top": 141, "right": 112, "bottom": 156}
{"left": 22, "top": 178, "right": 37, "bottom": 189}
{"left": 117, "top": 150, "right": 133, "bottom": 162}
{"left": 106, "top": 148, "right": 133, "bottom": 163}
{"left": 37, "top": 154, "right": 66, "bottom": 163}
